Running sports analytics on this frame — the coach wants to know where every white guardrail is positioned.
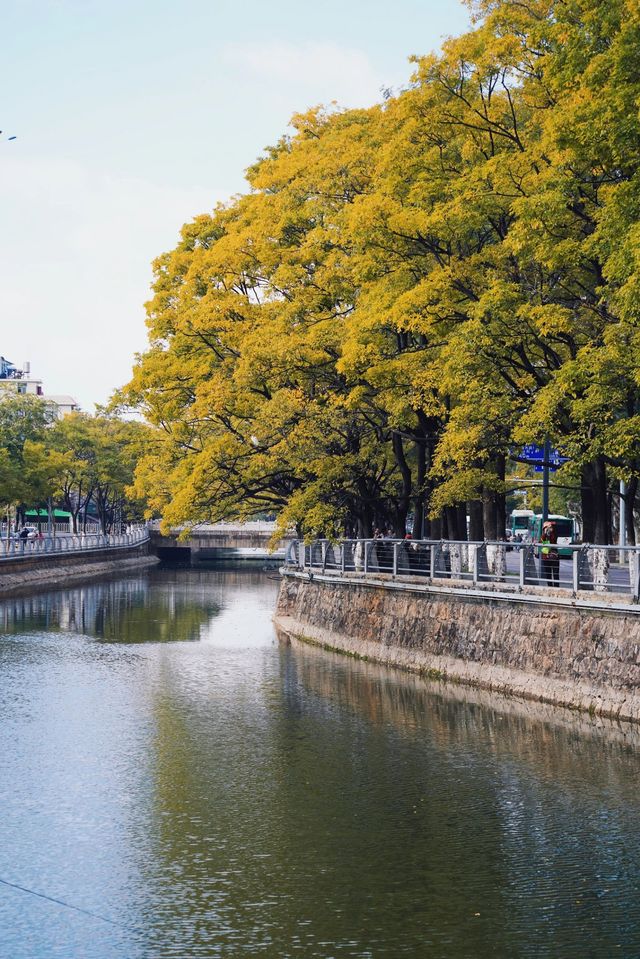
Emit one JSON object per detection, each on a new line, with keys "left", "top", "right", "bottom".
{"left": 285, "top": 539, "right": 640, "bottom": 601}
{"left": 0, "top": 525, "right": 150, "bottom": 561}
{"left": 147, "top": 520, "right": 281, "bottom": 533}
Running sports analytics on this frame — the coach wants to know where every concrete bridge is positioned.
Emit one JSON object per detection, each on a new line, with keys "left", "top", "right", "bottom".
{"left": 150, "top": 522, "right": 294, "bottom": 564}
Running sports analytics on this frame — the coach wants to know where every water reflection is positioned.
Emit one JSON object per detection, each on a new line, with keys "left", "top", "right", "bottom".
{"left": 279, "top": 629, "right": 640, "bottom": 757}
{"left": 276, "top": 635, "right": 640, "bottom": 958}
{"left": 0, "top": 568, "right": 638, "bottom": 959}
{"left": 0, "top": 569, "right": 222, "bottom": 643}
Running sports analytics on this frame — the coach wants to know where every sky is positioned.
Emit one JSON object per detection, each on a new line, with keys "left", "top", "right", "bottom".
{"left": 0, "top": 0, "right": 470, "bottom": 411}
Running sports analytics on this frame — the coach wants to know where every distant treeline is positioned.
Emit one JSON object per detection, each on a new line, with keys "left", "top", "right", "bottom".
{"left": 0, "top": 395, "right": 148, "bottom": 533}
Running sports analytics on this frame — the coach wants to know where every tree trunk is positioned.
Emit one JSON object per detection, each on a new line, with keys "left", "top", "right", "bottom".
{"left": 429, "top": 513, "right": 443, "bottom": 539}
{"left": 412, "top": 439, "right": 427, "bottom": 540}
{"left": 482, "top": 486, "right": 498, "bottom": 540}
{"left": 456, "top": 504, "right": 468, "bottom": 541}
{"left": 494, "top": 453, "right": 506, "bottom": 540}
{"left": 581, "top": 463, "right": 595, "bottom": 543}
{"left": 444, "top": 507, "right": 457, "bottom": 540}
{"left": 626, "top": 477, "right": 638, "bottom": 546}
{"left": 595, "top": 457, "right": 610, "bottom": 545}
{"left": 581, "top": 457, "right": 609, "bottom": 544}
{"left": 392, "top": 432, "right": 412, "bottom": 539}
{"left": 356, "top": 512, "right": 372, "bottom": 539}
{"left": 468, "top": 500, "right": 484, "bottom": 541}
{"left": 444, "top": 505, "right": 466, "bottom": 541}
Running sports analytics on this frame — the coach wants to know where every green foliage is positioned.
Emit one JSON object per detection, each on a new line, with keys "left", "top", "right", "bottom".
{"left": 0, "top": 395, "right": 53, "bottom": 509}
{"left": 0, "top": 400, "right": 150, "bottom": 532}
{"left": 40, "top": 413, "right": 150, "bottom": 532}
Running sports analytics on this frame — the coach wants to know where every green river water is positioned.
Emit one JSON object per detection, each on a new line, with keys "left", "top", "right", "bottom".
{"left": 0, "top": 565, "right": 639, "bottom": 958}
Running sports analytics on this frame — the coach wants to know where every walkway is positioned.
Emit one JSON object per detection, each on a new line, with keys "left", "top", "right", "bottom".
{"left": 284, "top": 538, "right": 640, "bottom": 610}
{"left": 0, "top": 526, "right": 150, "bottom": 561}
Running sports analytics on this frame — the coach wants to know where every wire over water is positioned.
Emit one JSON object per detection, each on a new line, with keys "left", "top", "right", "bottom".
{"left": 0, "top": 875, "right": 149, "bottom": 938}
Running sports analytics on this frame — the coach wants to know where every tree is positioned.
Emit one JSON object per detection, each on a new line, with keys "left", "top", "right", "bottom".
{"left": 0, "top": 394, "right": 53, "bottom": 527}
{"left": 26, "top": 413, "right": 150, "bottom": 533}
{"left": 122, "top": 0, "right": 640, "bottom": 544}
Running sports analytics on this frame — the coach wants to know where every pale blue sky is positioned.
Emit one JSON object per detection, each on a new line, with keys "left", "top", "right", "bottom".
{"left": 1, "top": 0, "right": 470, "bottom": 409}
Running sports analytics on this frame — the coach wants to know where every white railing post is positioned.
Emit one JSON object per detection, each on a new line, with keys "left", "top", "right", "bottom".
{"left": 364, "top": 540, "right": 369, "bottom": 575}
{"left": 519, "top": 546, "right": 525, "bottom": 588}
{"left": 340, "top": 542, "right": 345, "bottom": 574}
{"left": 392, "top": 541, "right": 398, "bottom": 577}
{"left": 573, "top": 549, "right": 580, "bottom": 592}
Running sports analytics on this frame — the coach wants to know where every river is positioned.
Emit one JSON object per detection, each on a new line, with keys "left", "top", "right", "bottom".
{"left": 0, "top": 565, "right": 639, "bottom": 958}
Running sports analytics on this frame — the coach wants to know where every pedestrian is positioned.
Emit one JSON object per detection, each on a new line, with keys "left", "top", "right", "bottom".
{"left": 540, "top": 521, "right": 560, "bottom": 586}
{"left": 403, "top": 533, "right": 418, "bottom": 573}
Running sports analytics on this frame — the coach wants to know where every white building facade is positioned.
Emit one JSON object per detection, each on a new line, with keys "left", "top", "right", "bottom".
{"left": 0, "top": 357, "right": 80, "bottom": 418}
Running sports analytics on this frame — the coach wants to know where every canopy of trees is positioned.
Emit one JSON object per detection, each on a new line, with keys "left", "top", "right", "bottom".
{"left": 0, "top": 398, "right": 148, "bottom": 533}
{"left": 0, "top": 395, "right": 54, "bottom": 511}
{"left": 122, "top": 0, "right": 640, "bottom": 544}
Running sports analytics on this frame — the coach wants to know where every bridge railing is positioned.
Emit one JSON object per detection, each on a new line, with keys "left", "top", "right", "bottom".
{"left": 0, "top": 525, "right": 150, "bottom": 561}
{"left": 148, "top": 520, "right": 286, "bottom": 534}
{"left": 284, "top": 539, "right": 640, "bottom": 601}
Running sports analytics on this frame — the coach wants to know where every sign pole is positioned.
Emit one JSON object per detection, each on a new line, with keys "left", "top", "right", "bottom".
{"left": 542, "top": 437, "right": 550, "bottom": 524}
{"left": 620, "top": 479, "right": 627, "bottom": 563}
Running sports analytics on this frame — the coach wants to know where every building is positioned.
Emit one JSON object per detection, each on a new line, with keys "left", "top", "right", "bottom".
{"left": 0, "top": 356, "right": 79, "bottom": 418}
{"left": 43, "top": 395, "right": 81, "bottom": 419}
{"left": 0, "top": 358, "right": 44, "bottom": 396}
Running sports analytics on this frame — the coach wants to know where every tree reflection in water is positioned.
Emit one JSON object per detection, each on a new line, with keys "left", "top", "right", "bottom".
{"left": 0, "top": 569, "right": 220, "bottom": 644}
{"left": 1, "top": 569, "right": 639, "bottom": 958}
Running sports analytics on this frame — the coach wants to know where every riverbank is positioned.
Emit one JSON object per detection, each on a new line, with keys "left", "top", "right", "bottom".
{"left": 0, "top": 552, "right": 159, "bottom": 598}
{"left": 276, "top": 571, "right": 640, "bottom": 724}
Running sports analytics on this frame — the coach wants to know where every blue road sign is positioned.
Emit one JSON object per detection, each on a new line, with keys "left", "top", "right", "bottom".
{"left": 522, "top": 444, "right": 544, "bottom": 460}
{"left": 522, "top": 444, "right": 568, "bottom": 467}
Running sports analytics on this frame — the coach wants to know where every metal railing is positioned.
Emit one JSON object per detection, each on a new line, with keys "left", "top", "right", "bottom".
{"left": 148, "top": 520, "right": 286, "bottom": 533}
{"left": 0, "top": 525, "right": 150, "bottom": 561}
{"left": 284, "top": 538, "right": 640, "bottom": 601}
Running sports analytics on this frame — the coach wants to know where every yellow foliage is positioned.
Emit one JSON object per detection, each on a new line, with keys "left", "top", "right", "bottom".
{"left": 121, "top": 0, "right": 640, "bottom": 536}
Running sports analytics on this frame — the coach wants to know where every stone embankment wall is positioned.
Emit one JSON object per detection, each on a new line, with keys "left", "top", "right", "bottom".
{"left": 275, "top": 573, "right": 640, "bottom": 723}
{"left": 0, "top": 545, "right": 158, "bottom": 598}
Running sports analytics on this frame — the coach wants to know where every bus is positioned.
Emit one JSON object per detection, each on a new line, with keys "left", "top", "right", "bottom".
{"left": 528, "top": 514, "right": 577, "bottom": 558}
{"left": 509, "top": 509, "right": 534, "bottom": 542}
